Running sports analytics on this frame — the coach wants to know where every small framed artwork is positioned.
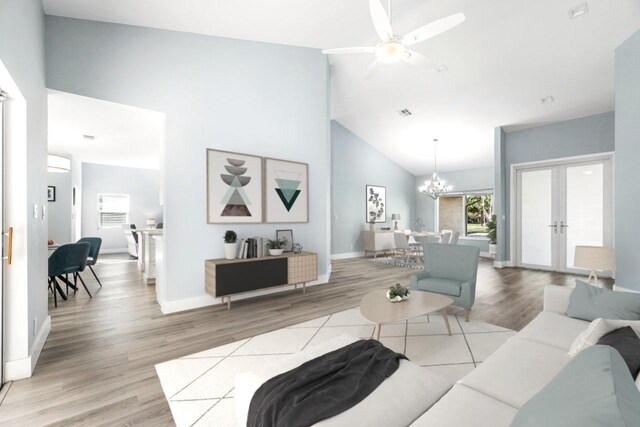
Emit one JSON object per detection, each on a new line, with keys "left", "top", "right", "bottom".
{"left": 47, "top": 186, "right": 56, "bottom": 202}
{"left": 207, "top": 149, "right": 263, "bottom": 223}
{"left": 276, "top": 229, "right": 294, "bottom": 252}
{"left": 264, "top": 158, "right": 308, "bottom": 223}
{"left": 366, "top": 185, "right": 386, "bottom": 223}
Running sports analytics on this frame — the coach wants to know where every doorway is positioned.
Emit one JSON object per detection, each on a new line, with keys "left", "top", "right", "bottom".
{"left": 515, "top": 155, "right": 613, "bottom": 273}
{"left": 0, "top": 87, "right": 5, "bottom": 388}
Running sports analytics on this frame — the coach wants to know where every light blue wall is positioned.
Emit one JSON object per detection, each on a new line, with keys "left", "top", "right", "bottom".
{"left": 0, "top": 0, "right": 49, "bottom": 368}
{"left": 81, "top": 163, "right": 162, "bottom": 251}
{"left": 331, "top": 121, "right": 415, "bottom": 255}
{"left": 415, "top": 166, "right": 495, "bottom": 230}
{"left": 614, "top": 30, "right": 640, "bottom": 291}
{"left": 47, "top": 170, "right": 72, "bottom": 244}
{"left": 45, "top": 16, "right": 330, "bottom": 304}
{"left": 496, "top": 111, "right": 615, "bottom": 262}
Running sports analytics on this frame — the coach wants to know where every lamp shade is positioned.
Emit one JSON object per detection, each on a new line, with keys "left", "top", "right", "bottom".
{"left": 574, "top": 246, "right": 616, "bottom": 271}
{"left": 146, "top": 218, "right": 157, "bottom": 227}
{"left": 391, "top": 213, "right": 401, "bottom": 221}
{"left": 47, "top": 154, "right": 71, "bottom": 173}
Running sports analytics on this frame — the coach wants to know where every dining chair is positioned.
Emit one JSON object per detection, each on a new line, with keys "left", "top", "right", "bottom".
{"left": 439, "top": 230, "right": 452, "bottom": 244}
{"left": 77, "top": 237, "right": 103, "bottom": 287}
{"left": 48, "top": 242, "right": 92, "bottom": 307}
{"left": 393, "top": 231, "right": 411, "bottom": 262}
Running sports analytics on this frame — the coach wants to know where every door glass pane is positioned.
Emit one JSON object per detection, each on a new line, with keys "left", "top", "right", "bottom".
{"left": 521, "top": 169, "right": 552, "bottom": 266}
{"left": 566, "top": 163, "right": 603, "bottom": 269}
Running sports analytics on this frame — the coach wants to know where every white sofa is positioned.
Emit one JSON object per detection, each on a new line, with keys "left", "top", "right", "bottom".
{"left": 410, "top": 285, "right": 585, "bottom": 426}
{"left": 236, "top": 285, "right": 587, "bottom": 426}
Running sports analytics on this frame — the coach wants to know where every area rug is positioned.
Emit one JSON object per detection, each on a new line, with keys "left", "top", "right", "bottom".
{"left": 369, "top": 256, "right": 423, "bottom": 269}
{"left": 155, "top": 307, "right": 515, "bottom": 427}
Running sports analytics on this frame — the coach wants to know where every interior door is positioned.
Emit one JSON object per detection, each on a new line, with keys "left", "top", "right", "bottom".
{"left": 517, "top": 158, "right": 612, "bottom": 273}
{"left": 0, "top": 89, "right": 5, "bottom": 387}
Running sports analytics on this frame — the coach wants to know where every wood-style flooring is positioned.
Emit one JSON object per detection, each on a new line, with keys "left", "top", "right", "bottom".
{"left": 0, "top": 255, "right": 610, "bottom": 426}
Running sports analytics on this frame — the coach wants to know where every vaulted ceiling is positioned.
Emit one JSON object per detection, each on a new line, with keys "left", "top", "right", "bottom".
{"left": 43, "top": 0, "right": 640, "bottom": 174}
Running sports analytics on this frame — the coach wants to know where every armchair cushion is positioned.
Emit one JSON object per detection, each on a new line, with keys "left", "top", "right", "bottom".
{"left": 415, "top": 278, "right": 462, "bottom": 297}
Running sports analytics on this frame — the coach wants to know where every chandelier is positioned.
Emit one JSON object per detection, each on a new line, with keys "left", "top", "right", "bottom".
{"left": 418, "top": 139, "right": 450, "bottom": 199}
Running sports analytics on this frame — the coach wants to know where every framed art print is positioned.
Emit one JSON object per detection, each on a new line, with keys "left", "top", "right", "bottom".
{"left": 276, "top": 229, "right": 294, "bottom": 252}
{"left": 366, "top": 185, "right": 386, "bottom": 223}
{"left": 264, "top": 158, "right": 308, "bottom": 223}
{"left": 207, "top": 149, "right": 263, "bottom": 223}
{"left": 47, "top": 186, "right": 56, "bottom": 202}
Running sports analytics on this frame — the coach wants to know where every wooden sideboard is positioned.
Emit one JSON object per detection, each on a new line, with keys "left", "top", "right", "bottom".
{"left": 362, "top": 230, "right": 396, "bottom": 258}
{"left": 205, "top": 252, "right": 317, "bottom": 309}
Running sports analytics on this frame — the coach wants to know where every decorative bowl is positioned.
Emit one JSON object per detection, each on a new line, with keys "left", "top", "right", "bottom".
{"left": 386, "top": 291, "right": 409, "bottom": 303}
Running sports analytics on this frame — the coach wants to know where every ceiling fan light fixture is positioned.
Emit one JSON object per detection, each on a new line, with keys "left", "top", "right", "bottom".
{"left": 375, "top": 39, "right": 405, "bottom": 63}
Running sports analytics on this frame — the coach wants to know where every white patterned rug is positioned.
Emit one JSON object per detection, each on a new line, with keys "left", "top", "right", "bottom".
{"left": 155, "top": 307, "right": 515, "bottom": 427}
{"left": 369, "top": 256, "right": 423, "bottom": 269}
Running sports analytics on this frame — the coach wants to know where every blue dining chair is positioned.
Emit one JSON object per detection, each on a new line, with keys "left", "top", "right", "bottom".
{"left": 77, "top": 237, "right": 103, "bottom": 287}
{"left": 48, "top": 242, "right": 91, "bottom": 307}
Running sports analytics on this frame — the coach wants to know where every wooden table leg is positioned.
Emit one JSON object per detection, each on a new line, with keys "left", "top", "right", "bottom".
{"left": 373, "top": 323, "right": 381, "bottom": 340}
{"left": 227, "top": 296, "right": 231, "bottom": 311}
{"left": 442, "top": 307, "right": 452, "bottom": 336}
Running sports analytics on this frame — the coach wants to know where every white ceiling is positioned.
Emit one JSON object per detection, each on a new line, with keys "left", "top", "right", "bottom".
{"left": 43, "top": 0, "right": 640, "bottom": 175}
{"left": 48, "top": 90, "right": 165, "bottom": 170}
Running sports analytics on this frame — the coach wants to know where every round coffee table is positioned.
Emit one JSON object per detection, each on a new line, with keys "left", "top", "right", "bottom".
{"left": 360, "top": 289, "right": 454, "bottom": 340}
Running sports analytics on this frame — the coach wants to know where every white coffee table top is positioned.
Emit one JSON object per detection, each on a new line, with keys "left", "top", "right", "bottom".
{"left": 360, "top": 289, "right": 453, "bottom": 325}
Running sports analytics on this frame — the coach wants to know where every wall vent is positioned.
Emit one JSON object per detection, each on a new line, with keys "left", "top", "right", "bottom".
{"left": 398, "top": 109, "right": 412, "bottom": 117}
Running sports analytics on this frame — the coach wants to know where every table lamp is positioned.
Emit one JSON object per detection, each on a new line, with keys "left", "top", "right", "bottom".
{"left": 391, "top": 213, "right": 401, "bottom": 230}
{"left": 574, "top": 246, "right": 615, "bottom": 286}
{"left": 146, "top": 218, "right": 157, "bottom": 229}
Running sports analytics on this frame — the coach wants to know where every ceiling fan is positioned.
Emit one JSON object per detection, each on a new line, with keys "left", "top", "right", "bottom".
{"left": 322, "top": 0, "right": 465, "bottom": 80}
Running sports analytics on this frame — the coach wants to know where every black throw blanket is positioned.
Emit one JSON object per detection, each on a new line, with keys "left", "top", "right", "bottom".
{"left": 247, "top": 339, "right": 407, "bottom": 427}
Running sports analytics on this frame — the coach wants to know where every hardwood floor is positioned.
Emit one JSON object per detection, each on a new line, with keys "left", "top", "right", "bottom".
{"left": 0, "top": 254, "right": 610, "bottom": 426}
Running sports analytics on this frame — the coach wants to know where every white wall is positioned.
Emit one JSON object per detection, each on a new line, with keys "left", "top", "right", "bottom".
{"left": 81, "top": 162, "right": 162, "bottom": 251}
{"left": 47, "top": 170, "right": 72, "bottom": 244}
{"left": 0, "top": 0, "right": 49, "bottom": 380}
{"left": 45, "top": 17, "right": 331, "bottom": 310}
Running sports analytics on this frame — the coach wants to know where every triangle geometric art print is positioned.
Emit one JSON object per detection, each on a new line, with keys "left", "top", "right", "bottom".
{"left": 264, "top": 158, "right": 308, "bottom": 223}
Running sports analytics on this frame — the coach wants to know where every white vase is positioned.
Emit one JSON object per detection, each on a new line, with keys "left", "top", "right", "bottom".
{"left": 269, "top": 249, "right": 284, "bottom": 256}
{"left": 224, "top": 243, "right": 237, "bottom": 260}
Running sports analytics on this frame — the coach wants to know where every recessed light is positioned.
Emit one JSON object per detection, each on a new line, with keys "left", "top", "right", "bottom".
{"left": 541, "top": 96, "right": 555, "bottom": 104}
{"left": 398, "top": 109, "right": 412, "bottom": 117}
{"left": 437, "top": 65, "right": 448, "bottom": 73}
{"left": 568, "top": 3, "right": 589, "bottom": 19}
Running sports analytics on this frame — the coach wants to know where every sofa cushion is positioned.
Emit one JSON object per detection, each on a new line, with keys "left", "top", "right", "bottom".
{"left": 569, "top": 318, "right": 640, "bottom": 357}
{"left": 416, "top": 278, "right": 462, "bottom": 297}
{"left": 510, "top": 345, "right": 640, "bottom": 427}
{"left": 596, "top": 326, "right": 640, "bottom": 378}
{"left": 235, "top": 335, "right": 453, "bottom": 427}
{"left": 459, "top": 337, "right": 569, "bottom": 408}
{"left": 410, "top": 384, "right": 517, "bottom": 427}
{"left": 518, "top": 312, "right": 589, "bottom": 351}
{"left": 566, "top": 280, "right": 640, "bottom": 321}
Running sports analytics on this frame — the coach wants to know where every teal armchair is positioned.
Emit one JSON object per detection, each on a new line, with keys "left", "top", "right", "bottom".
{"left": 409, "top": 243, "right": 480, "bottom": 321}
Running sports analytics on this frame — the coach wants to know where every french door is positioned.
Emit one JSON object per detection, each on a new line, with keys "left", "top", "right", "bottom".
{"left": 516, "top": 157, "right": 613, "bottom": 273}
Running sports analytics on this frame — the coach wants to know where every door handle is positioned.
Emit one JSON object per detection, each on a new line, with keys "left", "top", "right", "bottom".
{"left": 548, "top": 221, "right": 558, "bottom": 234}
{"left": 3, "top": 226, "right": 13, "bottom": 265}
{"left": 560, "top": 221, "right": 569, "bottom": 234}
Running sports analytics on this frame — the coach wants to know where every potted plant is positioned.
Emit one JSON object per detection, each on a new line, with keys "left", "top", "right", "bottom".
{"left": 266, "top": 238, "right": 287, "bottom": 256}
{"left": 223, "top": 230, "right": 238, "bottom": 260}
{"left": 487, "top": 214, "right": 497, "bottom": 256}
{"left": 386, "top": 283, "right": 410, "bottom": 302}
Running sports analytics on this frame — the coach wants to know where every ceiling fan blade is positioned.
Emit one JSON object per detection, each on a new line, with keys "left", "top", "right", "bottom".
{"left": 322, "top": 47, "right": 375, "bottom": 55}
{"left": 403, "top": 50, "right": 437, "bottom": 69}
{"left": 403, "top": 13, "right": 465, "bottom": 46}
{"left": 369, "top": 0, "right": 393, "bottom": 41}
{"left": 363, "top": 61, "right": 381, "bottom": 81}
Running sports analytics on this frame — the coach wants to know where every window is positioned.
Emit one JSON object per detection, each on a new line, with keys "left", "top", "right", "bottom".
{"left": 436, "top": 190, "right": 493, "bottom": 237}
{"left": 97, "top": 193, "right": 130, "bottom": 229}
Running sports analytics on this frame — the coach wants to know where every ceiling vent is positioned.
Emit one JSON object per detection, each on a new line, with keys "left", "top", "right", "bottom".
{"left": 82, "top": 134, "right": 97, "bottom": 141}
{"left": 568, "top": 3, "right": 589, "bottom": 19}
{"left": 437, "top": 65, "right": 449, "bottom": 73}
{"left": 541, "top": 96, "right": 555, "bottom": 104}
{"left": 398, "top": 109, "right": 412, "bottom": 117}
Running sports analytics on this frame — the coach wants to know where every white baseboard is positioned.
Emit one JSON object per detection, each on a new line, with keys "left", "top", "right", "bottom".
{"left": 331, "top": 252, "right": 364, "bottom": 260}
{"left": 4, "top": 315, "right": 51, "bottom": 381}
{"left": 613, "top": 284, "right": 640, "bottom": 293}
{"left": 493, "top": 260, "right": 513, "bottom": 269}
{"left": 101, "top": 248, "right": 128, "bottom": 254}
{"left": 159, "top": 273, "right": 332, "bottom": 314}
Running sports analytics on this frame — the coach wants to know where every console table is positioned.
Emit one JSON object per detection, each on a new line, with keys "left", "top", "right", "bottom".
{"left": 205, "top": 252, "right": 317, "bottom": 309}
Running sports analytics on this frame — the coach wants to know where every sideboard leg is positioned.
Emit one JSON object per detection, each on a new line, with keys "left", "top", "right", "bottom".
{"left": 227, "top": 296, "right": 231, "bottom": 310}
{"left": 303, "top": 282, "right": 306, "bottom": 294}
